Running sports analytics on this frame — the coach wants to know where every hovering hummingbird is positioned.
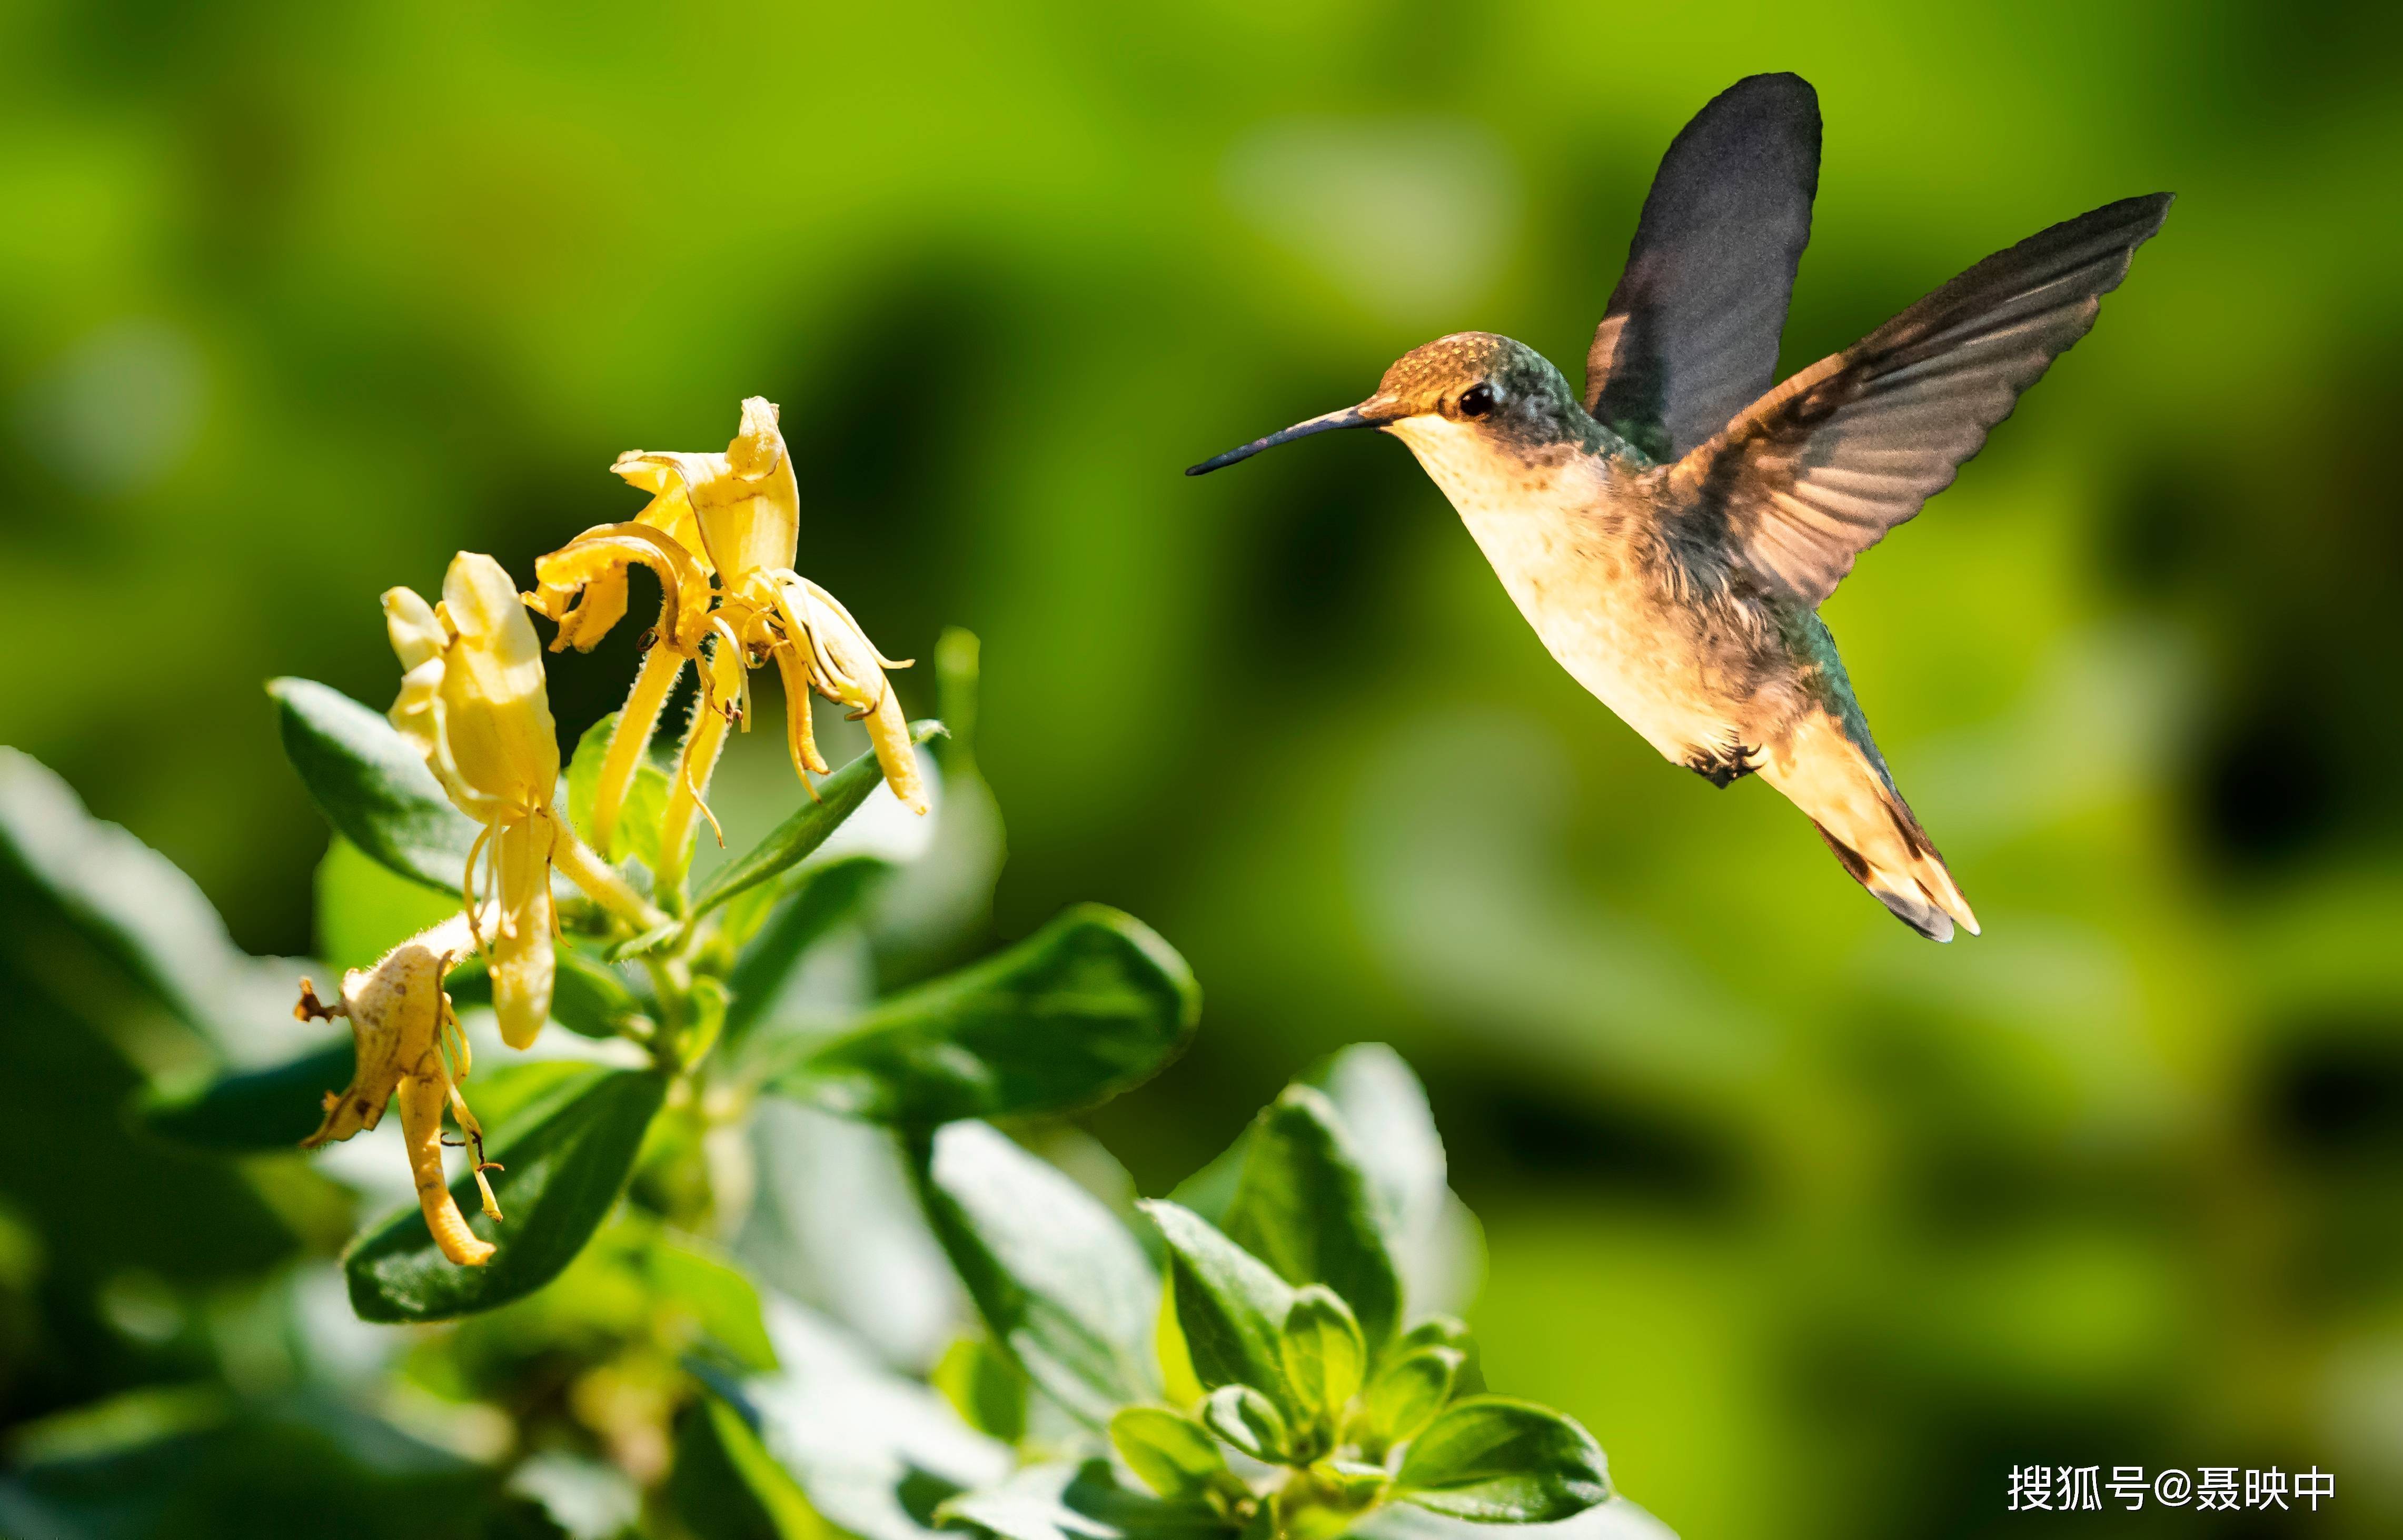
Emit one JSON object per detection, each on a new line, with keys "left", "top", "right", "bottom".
{"left": 1189, "top": 74, "right": 2169, "bottom": 941}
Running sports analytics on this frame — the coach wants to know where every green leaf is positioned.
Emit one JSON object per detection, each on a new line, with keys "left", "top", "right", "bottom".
{"left": 314, "top": 834, "right": 461, "bottom": 975}
{"left": 345, "top": 1067, "right": 668, "bottom": 1321}
{"left": 1279, "top": 1286, "right": 1366, "bottom": 1424}
{"left": 1220, "top": 1087, "right": 1402, "bottom": 1352}
{"left": 670, "top": 1396, "right": 825, "bottom": 1540}
{"left": 703, "top": 1299, "right": 1010, "bottom": 1540}
{"left": 1356, "top": 1349, "right": 1461, "bottom": 1458}
{"left": 552, "top": 942, "right": 650, "bottom": 1041}
{"left": 1393, "top": 1316, "right": 1485, "bottom": 1397}
{"left": 1141, "top": 1201, "right": 1293, "bottom": 1408}
{"left": 915, "top": 1121, "right": 1160, "bottom": 1425}
{"left": 134, "top": 1039, "right": 355, "bottom": 1154}
{"left": 567, "top": 711, "right": 674, "bottom": 868}
{"left": 0, "top": 747, "right": 303, "bottom": 1051}
{"left": 736, "top": 1098, "right": 959, "bottom": 1367}
{"left": 772, "top": 905, "right": 1198, "bottom": 1126}
{"left": 1302, "top": 1046, "right": 1445, "bottom": 1249}
{"left": 606, "top": 919, "right": 681, "bottom": 962}
{"left": 651, "top": 1235, "right": 779, "bottom": 1373}
{"left": 723, "top": 856, "right": 890, "bottom": 1047}
{"left": 1170, "top": 1046, "right": 1470, "bottom": 1327}
{"left": 269, "top": 678, "right": 482, "bottom": 893}
{"left": 0, "top": 1389, "right": 496, "bottom": 1540}
{"left": 1199, "top": 1385, "right": 1288, "bottom": 1464}
{"left": 1393, "top": 1398, "right": 1611, "bottom": 1524}
{"left": 935, "top": 1460, "right": 1228, "bottom": 1540}
{"left": 933, "top": 1338, "right": 1029, "bottom": 1445}
{"left": 1321, "top": 1462, "right": 1393, "bottom": 1507}
{"left": 1108, "top": 1408, "right": 1228, "bottom": 1501}
{"left": 690, "top": 721, "right": 946, "bottom": 918}
{"left": 0, "top": 955, "right": 294, "bottom": 1284}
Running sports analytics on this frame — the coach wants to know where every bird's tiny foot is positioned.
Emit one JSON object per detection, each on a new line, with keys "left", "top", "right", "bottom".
{"left": 1685, "top": 741, "right": 1759, "bottom": 789}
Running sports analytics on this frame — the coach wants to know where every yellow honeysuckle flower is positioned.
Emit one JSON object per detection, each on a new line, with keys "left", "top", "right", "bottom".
{"left": 385, "top": 552, "right": 665, "bottom": 1047}
{"left": 523, "top": 398, "right": 927, "bottom": 897}
{"left": 296, "top": 918, "right": 498, "bottom": 1267}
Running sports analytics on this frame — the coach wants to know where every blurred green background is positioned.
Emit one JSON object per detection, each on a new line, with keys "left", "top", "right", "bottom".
{"left": 5, "top": 0, "right": 2402, "bottom": 1535}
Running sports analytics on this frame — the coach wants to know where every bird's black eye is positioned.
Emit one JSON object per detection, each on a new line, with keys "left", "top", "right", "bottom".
{"left": 1458, "top": 382, "right": 1497, "bottom": 418}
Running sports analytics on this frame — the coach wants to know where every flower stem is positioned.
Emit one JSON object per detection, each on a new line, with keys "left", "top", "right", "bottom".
{"left": 552, "top": 826, "right": 669, "bottom": 932}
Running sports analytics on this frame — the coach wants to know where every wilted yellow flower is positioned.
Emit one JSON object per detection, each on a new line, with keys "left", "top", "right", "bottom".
{"left": 386, "top": 552, "right": 664, "bottom": 1047}
{"left": 297, "top": 919, "right": 498, "bottom": 1267}
{"left": 524, "top": 398, "right": 927, "bottom": 896}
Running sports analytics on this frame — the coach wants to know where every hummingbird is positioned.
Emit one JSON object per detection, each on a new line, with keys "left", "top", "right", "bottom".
{"left": 1188, "top": 73, "right": 2169, "bottom": 941}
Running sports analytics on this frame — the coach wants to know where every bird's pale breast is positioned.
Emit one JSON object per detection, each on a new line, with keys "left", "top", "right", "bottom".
{"left": 1391, "top": 419, "right": 1751, "bottom": 765}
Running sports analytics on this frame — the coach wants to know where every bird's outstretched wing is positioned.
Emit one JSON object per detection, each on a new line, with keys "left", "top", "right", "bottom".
{"left": 1585, "top": 73, "right": 1821, "bottom": 463}
{"left": 1670, "top": 192, "right": 2173, "bottom": 609}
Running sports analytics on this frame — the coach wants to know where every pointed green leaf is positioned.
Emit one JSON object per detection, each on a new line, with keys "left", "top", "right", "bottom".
{"left": 1141, "top": 1201, "right": 1293, "bottom": 1408}
{"left": 932, "top": 1337, "right": 1029, "bottom": 1444}
{"left": 1322, "top": 1462, "right": 1393, "bottom": 1507}
{"left": 1171, "top": 1046, "right": 1464, "bottom": 1325}
{"left": 1394, "top": 1316, "right": 1486, "bottom": 1397}
{"left": 135, "top": 1039, "right": 356, "bottom": 1154}
{"left": 650, "top": 1235, "right": 779, "bottom": 1373}
{"left": 670, "top": 1395, "right": 823, "bottom": 1540}
{"left": 0, "top": 1391, "right": 494, "bottom": 1539}
{"left": 269, "top": 678, "right": 481, "bottom": 893}
{"left": 0, "top": 955, "right": 294, "bottom": 1284}
{"left": 1221, "top": 1087, "right": 1401, "bottom": 1351}
{"left": 1108, "top": 1407, "right": 1228, "bottom": 1501}
{"left": 1393, "top": 1398, "right": 1610, "bottom": 1524}
{"left": 722, "top": 856, "right": 889, "bottom": 1047}
{"left": 690, "top": 721, "right": 946, "bottom": 917}
{"left": 1303, "top": 1047, "right": 1445, "bottom": 1247}
{"left": 914, "top": 1121, "right": 1158, "bottom": 1424}
{"left": 345, "top": 1067, "right": 668, "bottom": 1321}
{"left": 1199, "top": 1385, "right": 1288, "bottom": 1464}
{"left": 1357, "top": 1348, "right": 1462, "bottom": 1457}
{"left": 0, "top": 747, "right": 301, "bottom": 1048}
{"left": 935, "top": 1459, "right": 1228, "bottom": 1540}
{"left": 552, "top": 942, "right": 649, "bottom": 1040}
{"left": 1280, "top": 1286, "right": 1366, "bottom": 1424}
{"left": 771, "top": 905, "right": 1198, "bottom": 1126}
{"left": 567, "top": 711, "right": 673, "bottom": 868}
{"left": 314, "top": 834, "right": 461, "bottom": 975}
{"left": 702, "top": 1298, "right": 1010, "bottom": 1540}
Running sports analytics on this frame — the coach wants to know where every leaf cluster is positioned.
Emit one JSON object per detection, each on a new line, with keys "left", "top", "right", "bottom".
{"left": 0, "top": 630, "right": 1625, "bottom": 1540}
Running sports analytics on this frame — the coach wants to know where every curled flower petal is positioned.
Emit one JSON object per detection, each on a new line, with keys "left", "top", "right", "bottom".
{"left": 773, "top": 573, "right": 926, "bottom": 814}
{"left": 527, "top": 522, "right": 716, "bottom": 657}
{"left": 771, "top": 643, "right": 829, "bottom": 781}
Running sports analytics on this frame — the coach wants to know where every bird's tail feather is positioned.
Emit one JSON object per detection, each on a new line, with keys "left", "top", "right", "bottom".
{"left": 1763, "top": 716, "right": 1979, "bottom": 942}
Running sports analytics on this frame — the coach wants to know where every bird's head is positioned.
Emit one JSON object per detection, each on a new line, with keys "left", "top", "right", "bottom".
{"left": 1186, "top": 332, "right": 1591, "bottom": 478}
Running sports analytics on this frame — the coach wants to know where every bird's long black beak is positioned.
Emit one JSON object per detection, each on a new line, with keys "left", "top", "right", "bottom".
{"left": 1186, "top": 402, "right": 1389, "bottom": 475}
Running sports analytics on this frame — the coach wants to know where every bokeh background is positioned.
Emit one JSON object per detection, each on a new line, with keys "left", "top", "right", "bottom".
{"left": 5, "top": 2, "right": 2402, "bottom": 1535}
